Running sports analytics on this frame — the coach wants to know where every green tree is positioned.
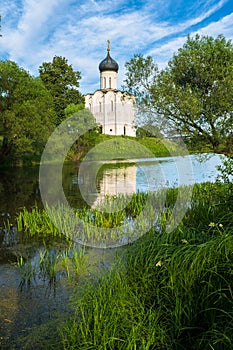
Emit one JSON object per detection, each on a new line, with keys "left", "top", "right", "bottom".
{"left": 0, "top": 60, "right": 57, "bottom": 165}
{"left": 39, "top": 56, "right": 84, "bottom": 124}
{"left": 64, "top": 103, "right": 98, "bottom": 161}
{"left": 124, "top": 35, "right": 233, "bottom": 155}
{"left": 124, "top": 54, "right": 158, "bottom": 104}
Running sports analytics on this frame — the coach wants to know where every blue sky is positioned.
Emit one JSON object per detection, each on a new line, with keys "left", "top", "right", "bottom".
{"left": 0, "top": 0, "right": 232, "bottom": 94}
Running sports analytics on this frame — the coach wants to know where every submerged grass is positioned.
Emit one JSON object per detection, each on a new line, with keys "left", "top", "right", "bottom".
{"left": 17, "top": 244, "right": 87, "bottom": 287}
{"left": 15, "top": 185, "right": 192, "bottom": 247}
{"left": 15, "top": 191, "right": 161, "bottom": 246}
{"left": 17, "top": 204, "right": 63, "bottom": 239}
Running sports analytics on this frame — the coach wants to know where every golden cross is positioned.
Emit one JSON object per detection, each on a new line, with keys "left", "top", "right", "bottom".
{"left": 107, "top": 39, "right": 110, "bottom": 52}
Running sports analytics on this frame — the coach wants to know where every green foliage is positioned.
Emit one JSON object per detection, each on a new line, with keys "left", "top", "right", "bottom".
{"left": 0, "top": 60, "right": 57, "bottom": 165}
{"left": 17, "top": 204, "right": 63, "bottom": 239}
{"left": 124, "top": 35, "right": 233, "bottom": 155}
{"left": 64, "top": 104, "right": 99, "bottom": 161}
{"left": 64, "top": 103, "right": 85, "bottom": 118}
{"left": 64, "top": 104, "right": 97, "bottom": 134}
{"left": 124, "top": 53, "right": 158, "bottom": 104}
{"left": 216, "top": 155, "right": 233, "bottom": 185}
{"left": 39, "top": 56, "right": 84, "bottom": 124}
{"left": 0, "top": 57, "right": 85, "bottom": 165}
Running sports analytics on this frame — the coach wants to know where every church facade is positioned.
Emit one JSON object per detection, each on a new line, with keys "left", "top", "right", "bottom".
{"left": 85, "top": 41, "right": 136, "bottom": 137}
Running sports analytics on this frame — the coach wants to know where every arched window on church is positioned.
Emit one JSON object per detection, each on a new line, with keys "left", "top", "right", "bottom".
{"left": 99, "top": 102, "right": 102, "bottom": 112}
{"left": 111, "top": 100, "right": 114, "bottom": 112}
{"left": 89, "top": 103, "right": 91, "bottom": 111}
{"left": 104, "top": 77, "right": 106, "bottom": 89}
{"left": 109, "top": 77, "right": 111, "bottom": 88}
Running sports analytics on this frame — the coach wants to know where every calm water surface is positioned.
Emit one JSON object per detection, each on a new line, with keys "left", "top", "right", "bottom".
{"left": 0, "top": 153, "right": 225, "bottom": 348}
{"left": 0, "top": 153, "right": 223, "bottom": 219}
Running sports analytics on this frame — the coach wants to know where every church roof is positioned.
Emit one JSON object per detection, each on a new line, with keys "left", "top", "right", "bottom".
{"left": 99, "top": 40, "right": 119, "bottom": 73}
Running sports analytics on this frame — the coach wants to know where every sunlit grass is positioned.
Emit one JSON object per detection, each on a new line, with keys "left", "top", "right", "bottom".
{"left": 9, "top": 182, "right": 233, "bottom": 348}
{"left": 61, "top": 232, "right": 233, "bottom": 349}
{"left": 60, "top": 182, "right": 233, "bottom": 350}
{"left": 84, "top": 134, "right": 185, "bottom": 161}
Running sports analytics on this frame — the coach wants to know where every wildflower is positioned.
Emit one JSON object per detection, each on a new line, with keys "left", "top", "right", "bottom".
{"left": 208, "top": 222, "right": 215, "bottom": 227}
{"left": 181, "top": 239, "right": 188, "bottom": 244}
{"left": 156, "top": 261, "right": 162, "bottom": 267}
{"left": 219, "top": 223, "right": 223, "bottom": 228}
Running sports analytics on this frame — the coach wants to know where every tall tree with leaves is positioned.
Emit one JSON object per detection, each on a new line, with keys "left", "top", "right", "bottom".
{"left": 39, "top": 56, "right": 84, "bottom": 124}
{"left": 64, "top": 103, "right": 98, "bottom": 161}
{"left": 0, "top": 60, "right": 57, "bottom": 165}
{"left": 124, "top": 35, "right": 233, "bottom": 155}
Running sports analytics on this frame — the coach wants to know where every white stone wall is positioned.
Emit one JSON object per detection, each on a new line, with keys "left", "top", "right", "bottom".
{"left": 85, "top": 90, "right": 136, "bottom": 137}
{"left": 100, "top": 71, "right": 117, "bottom": 89}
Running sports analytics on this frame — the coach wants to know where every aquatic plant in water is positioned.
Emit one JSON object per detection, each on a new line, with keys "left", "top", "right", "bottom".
{"left": 14, "top": 186, "right": 196, "bottom": 247}
{"left": 17, "top": 245, "right": 87, "bottom": 287}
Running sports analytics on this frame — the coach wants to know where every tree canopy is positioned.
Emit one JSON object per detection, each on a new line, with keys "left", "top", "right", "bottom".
{"left": 0, "top": 60, "right": 57, "bottom": 165}
{"left": 39, "top": 56, "right": 84, "bottom": 124}
{"left": 124, "top": 35, "right": 233, "bottom": 155}
{"left": 64, "top": 103, "right": 99, "bottom": 161}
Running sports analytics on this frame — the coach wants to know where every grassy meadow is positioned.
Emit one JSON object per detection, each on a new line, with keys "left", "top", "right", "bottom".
{"left": 79, "top": 134, "right": 187, "bottom": 161}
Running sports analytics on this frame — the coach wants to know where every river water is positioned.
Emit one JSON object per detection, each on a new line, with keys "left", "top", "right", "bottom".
{"left": 0, "top": 153, "right": 225, "bottom": 348}
{"left": 0, "top": 153, "right": 223, "bottom": 220}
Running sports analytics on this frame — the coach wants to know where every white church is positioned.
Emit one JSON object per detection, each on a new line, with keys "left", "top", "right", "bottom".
{"left": 85, "top": 41, "right": 136, "bottom": 137}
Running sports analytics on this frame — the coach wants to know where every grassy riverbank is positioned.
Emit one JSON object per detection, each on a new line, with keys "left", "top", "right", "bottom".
{"left": 10, "top": 181, "right": 233, "bottom": 349}
{"left": 59, "top": 182, "right": 233, "bottom": 350}
{"left": 76, "top": 134, "right": 187, "bottom": 161}
{"left": 0, "top": 133, "right": 197, "bottom": 167}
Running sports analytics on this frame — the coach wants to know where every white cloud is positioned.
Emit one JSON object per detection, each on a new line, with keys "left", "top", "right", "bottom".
{"left": 0, "top": 0, "right": 22, "bottom": 27}
{"left": 179, "top": 0, "right": 227, "bottom": 28}
{"left": 0, "top": 0, "right": 232, "bottom": 94}
{"left": 195, "top": 12, "right": 233, "bottom": 39}
{"left": 147, "top": 37, "right": 187, "bottom": 69}
{"left": 147, "top": 10, "right": 233, "bottom": 72}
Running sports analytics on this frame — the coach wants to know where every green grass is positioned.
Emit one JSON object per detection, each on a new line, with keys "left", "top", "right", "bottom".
{"left": 61, "top": 233, "right": 233, "bottom": 349}
{"left": 83, "top": 135, "right": 186, "bottom": 161}
{"left": 15, "top": 188, "right": 192, "bottom": 247}
{"left": 137, "top": 136, "right": 187, "bottom": 157}
{"left": 9, "top": 182, "right": 233, "bottom": 348}
{"left": 60, "top": 182, "right": 233, "bottom": 350}
{"left": 17, "top": 244, "right": 87, "bottom": 287}
{"left": 17, "top": 204, "right": 64, "bottom": 240}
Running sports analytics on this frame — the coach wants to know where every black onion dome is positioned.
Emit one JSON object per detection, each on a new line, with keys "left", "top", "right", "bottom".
{"left": 99, "top": 51, "right": 119, "bottom": 72}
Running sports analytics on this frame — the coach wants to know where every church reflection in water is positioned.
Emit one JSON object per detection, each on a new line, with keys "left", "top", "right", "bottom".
{"left": 97, "top": 166, "right": 136, "bottom": 196}
{"left": 66, "top": 153, "right": 223, "bottom": 209}
{"left": 77, "top": 161, "right": 138, "bottom": 207}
